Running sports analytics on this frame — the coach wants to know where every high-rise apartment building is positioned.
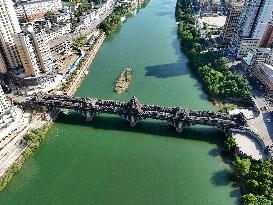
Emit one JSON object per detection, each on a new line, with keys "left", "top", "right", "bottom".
{"left": 0, "top": 0, "right": 22, "bottom": 69}
{"left": 222, "top": 0, "right": 244, "bottom": 43}
{"left": 229, "top": 0, "right": 273, "bottom": 58}
{"left": 14, "top": 24, "right": 56, "bottom": 85}
{"left": 260, "top": 21, "right": 273, "bottom": 48}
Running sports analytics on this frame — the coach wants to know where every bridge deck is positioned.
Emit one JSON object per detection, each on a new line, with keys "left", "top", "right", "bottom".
{"left": 28, "top": 93, "right": 248, "bottom": 132}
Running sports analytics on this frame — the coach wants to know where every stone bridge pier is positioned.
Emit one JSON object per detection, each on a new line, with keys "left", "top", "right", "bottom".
{"left": 217, "top": 126, "right": 229, "bottom": 135}
{"left": 80, "top": 110, "right": 97, "bottom": 122}
{"left": 123, "top": 114, "right": 142, "bottom": 127}
{"left": 37, "top": 106, "right": 49, "bottom": 121}
{"left": 170, "top": 120, "right": 189, "bottom": 133}
{"left": 122, "top": 96, "right": 143, "bottom": 127}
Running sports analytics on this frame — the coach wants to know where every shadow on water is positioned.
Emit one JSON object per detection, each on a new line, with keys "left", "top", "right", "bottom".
{"left": 160, "top": 0, "right": 173, "bottom": 6}
{"left": 54, "top": 112, "right": 226, "bottom": 145}
{"left": 211, "top": 170, "right": 231, "bottom": 186}
{"left": 144, "top": 25, "right": 198, "bottom": 79}
{"left": 208, "top": 147, "right": 220, "bottom": 157}
{"left": 211, "top": 170, "right": 241, "bottom": 204}
{"left": 53, "top": 111, "right": 241, "bottom": 203}
{"left": 211, "top": 167, "right": 241, "bottom": 204}
{"left": 145, "top": 62, "right": 189, "bottom": 78}
{"left": 157, "top": 11, "right": 174, "bottom": 17}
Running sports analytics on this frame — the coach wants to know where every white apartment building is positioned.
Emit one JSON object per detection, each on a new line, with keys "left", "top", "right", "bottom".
{"left": 0, "top": 85, "right": 11, "bottom": 116}
{"left": 0, "top": 85, "right": 16, "bottom": 130}
{"left": 73, "top": 0, "right": 114, "bottom": 36}
{"left": 79, "top": 10, "right": 100, "bottom": 26}
{"left": 49, "top": 12, "right": 71, "bottom": 24}
{"left": 0, "top": 51, "right": 7, "bottom": 73}
{"left": 222, "top": 0, "right": 244, "bottom": 43}
{"left": 15, "top": 0, "right": 62, "bottom": 21}
{"left": 0, "top": 0, "right": 22, "bottom": 70}
{"left": 94, "top": 0, "right": 115, "bottom": 16}
{"left": 14, "top": 25, "right": 54, "bottom": 78}
{"left": 229, "top": 0, "right": 273, "bottom": 58}
{"left": 46, "top": 22, "right": 72, "bottom": 42}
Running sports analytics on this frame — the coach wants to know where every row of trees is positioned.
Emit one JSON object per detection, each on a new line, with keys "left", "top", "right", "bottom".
{"left": 67, "top": 0, "right": 101, "bottom": 20}
{"left": 100, "top": 5, "right": 130, "bottom": 35}
{"left": 175, "top": 0, "right": 251, "bottom": 102}
{"left": 224, "top": 136, "right": 273, "bottom": 204}
{"left": 73, "top": 36, "right": 87, "bottom": 49}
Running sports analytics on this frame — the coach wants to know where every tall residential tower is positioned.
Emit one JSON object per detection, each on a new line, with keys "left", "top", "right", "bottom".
{"left": 222, "top": 0, "right": 245, "bottom": 43}
{"left": 0, "top": 0, "right": 22, "bottom": 70}
{"left": 229, "top": 0, "right": 273, "bottom": 58}
{"left": 14, "top": 24, "right": 56, "bottom": 85}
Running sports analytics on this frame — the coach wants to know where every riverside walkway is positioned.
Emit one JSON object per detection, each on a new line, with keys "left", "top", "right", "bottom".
{"left": 66, "top": 33, "right": 106, "bottom": 96}
{"left": 28, "top": 93, "right": 247, "bottom": 133}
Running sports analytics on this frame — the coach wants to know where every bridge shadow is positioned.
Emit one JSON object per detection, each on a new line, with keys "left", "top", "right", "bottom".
{"left": 54, "top": 112, "right": 226, "bottom": 146}
{"left": 54, "top": 112, "right": 240, "bottom": 201}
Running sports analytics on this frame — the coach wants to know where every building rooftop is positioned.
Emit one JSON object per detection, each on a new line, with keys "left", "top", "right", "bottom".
{"left": 14, "top": 0, "right": 58, "bottom": 5}
{"left": 258, "top": 63, "right": 273, "bottom": 83}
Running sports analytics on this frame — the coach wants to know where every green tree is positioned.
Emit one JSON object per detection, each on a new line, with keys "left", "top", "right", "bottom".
{"left": 257, "top": 184, "right": 271, "bottom": 196}
{"left": 224, "top": 136, "right": 237, "bottom": 153}
{"left": 240, "top": 194, "right": 258, "bottom": 205}
{"left": 246, "top": 179, "right": 259, "bottom": 194}
{"left": 73, "top": 36, "right": 87, "bottom": 49}
{"left": 233, "top": 155, "right": 251, "bottom": 177}
{"left": 256, "top": 195, "right": 271, "bottom": 205}
{"left": 44, "top": 11, "right": 54, "bottom": 19}
{"left": 214, "top": 57, "right": 228, "bottom": 71}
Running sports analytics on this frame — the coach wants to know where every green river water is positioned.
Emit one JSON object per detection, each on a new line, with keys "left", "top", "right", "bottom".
{"left": 0, "top": 0, "right": 239, "bottom": 204}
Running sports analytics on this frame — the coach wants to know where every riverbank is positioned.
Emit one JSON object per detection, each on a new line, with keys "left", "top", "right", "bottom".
{"left": 0, "top": 0, "right": 150, "bottom": 192}
{"left": 0, "top": 107, "right": 61, "bottom": 191}
{"left": 175, "top": 0, "right": 273, "bottom": 204}
{"left": 0, "top": 32, "right": 106, "bottom": 192}
{"left": 175, "top": 0, "right": 251, "bottom": 104}
{"left": 0, "top": 0, "right": 241, "bottom": 204}
{"left": 175, "top": 1, "right": 273, "bottom": 159}
{"left": 100, "top": 0, "right": 149, "bottom": 35}
{"left": 0, "top": 123, "right": 51, "bottom": 191}
{"left": 223, "top": 136, "right": 273, "bottom": 204}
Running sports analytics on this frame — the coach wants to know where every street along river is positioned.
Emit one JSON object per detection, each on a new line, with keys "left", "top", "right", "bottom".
{"left": 0, "top": 0, "right": 239, "bottom": 204}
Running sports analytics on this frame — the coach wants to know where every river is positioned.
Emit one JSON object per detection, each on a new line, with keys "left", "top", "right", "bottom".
{"left": 0, "top": 0, "right": 239, "bottom": 204}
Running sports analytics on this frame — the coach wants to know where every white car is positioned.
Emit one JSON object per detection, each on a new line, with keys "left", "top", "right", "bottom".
{"left": 266, "top": 119, "right": 271, "bottom": 123}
